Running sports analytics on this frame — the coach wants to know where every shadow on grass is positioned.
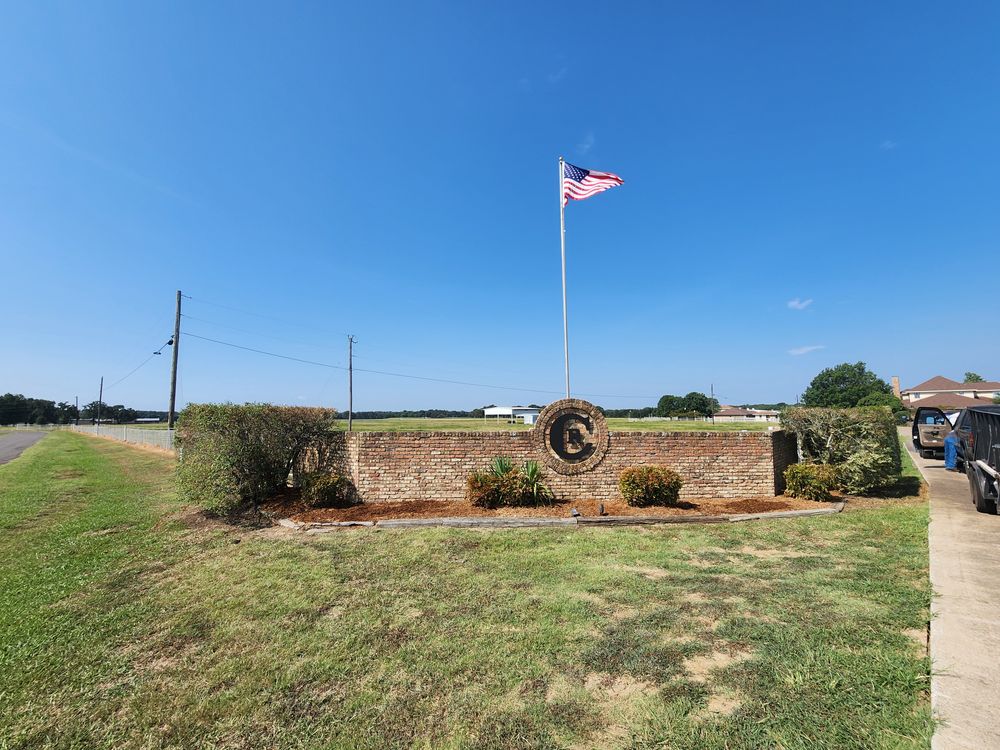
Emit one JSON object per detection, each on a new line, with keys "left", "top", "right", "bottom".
{"left": 867, "top": 475, "right": 923, "bottom": 500}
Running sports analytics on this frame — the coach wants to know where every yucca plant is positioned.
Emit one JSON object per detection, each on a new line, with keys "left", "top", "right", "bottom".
{"left": 488, "top": 456, "right": 515, "bottom": 478}
{"left": 521, "top": 460, "right": 553, "bottom": 505}
{"left": 467, "top": 457, "right": 554, "bottom": 508}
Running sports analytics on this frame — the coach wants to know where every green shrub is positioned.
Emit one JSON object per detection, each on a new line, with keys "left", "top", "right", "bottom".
{"left": 176, "top": 403, "right": 337, "bottom": 514}
{"left": 781, "top": 406, "right": 901, "bottom": 494}
{"left": 301, "top": 471, "right": 356, "bottom": 508}
{"left": 784, "top": 463, "right": 839, "bottom": 501}
{"left": 466, "top": 458, "right": 554, "bottom": 508}
{"left": 618, "top": 466, "right": 683, "bottom": 507}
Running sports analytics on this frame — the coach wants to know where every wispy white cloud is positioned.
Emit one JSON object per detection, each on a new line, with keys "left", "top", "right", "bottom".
{"left": 577, "top": 131, "right": 595, "bottom": 154}
{"left": 788, "top": 345, "right": 825, "bottom": 356}
{"left": 879, "top": 140, "right": 898, "bottom": 150}
{"left": 546, "top": 66, "right": 568, "bottom": 84}
{"left": 1, "top": 114, "right": 189, "bottom": 202}
{"left": 787, "top": 297, "right": 813, "bottom": 310}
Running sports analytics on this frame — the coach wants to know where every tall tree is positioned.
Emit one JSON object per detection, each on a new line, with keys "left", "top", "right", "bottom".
{"left": 802, "top": 362, "right": 891, "bottom": 408}
{"left": 656, "top": 394, "right": 684, "bottom": 417}
{"left": 964, "top": 372, "right": 985, "bottom": 383}
{"left": 680, "top": 392, "right": 721, "bottom": 418}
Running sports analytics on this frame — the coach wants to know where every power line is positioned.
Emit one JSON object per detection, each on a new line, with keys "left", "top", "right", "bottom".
{"left": 105, "top": 337, "right": 174, "bottom": 390}
{"left": 180, "top": 313, "right": 342, "bottom": 357}
{"left": 185, "top": 332, "right": 348, "bottom": 370}
{"left": 183, "top": 330, "right": 655, "bottom": 400}
{"left": 185, "top": 295, "right": 351, "bottom": 339}
{"left": 106, "top": 354, "right": 157, "bottom": 389}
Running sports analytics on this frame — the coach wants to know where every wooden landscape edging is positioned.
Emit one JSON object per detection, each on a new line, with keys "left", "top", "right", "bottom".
{"left": 283, "top": 500, "right": 846, "bottom": 533}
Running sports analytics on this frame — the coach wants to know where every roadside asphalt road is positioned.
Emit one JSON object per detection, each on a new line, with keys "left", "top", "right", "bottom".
{"left": 903, "top": 429, "right": 1000, "bottom": 750}
{"left": 0, "top": 430, "right": 47, "bottom": 465}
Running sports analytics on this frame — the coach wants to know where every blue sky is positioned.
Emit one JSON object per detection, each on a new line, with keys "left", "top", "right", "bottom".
{"left": 2, "top": 1, "right": 998, "bottom": 412}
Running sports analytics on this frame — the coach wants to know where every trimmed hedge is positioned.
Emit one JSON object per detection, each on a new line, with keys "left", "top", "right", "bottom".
{"left": 176, "top": 403, "right": 337, "bottom": 514}
{"left": 619, "top": 466, "right": 683, "bottom": 506}
{"left": 466, "top": 457, "right": 554, "bottom": 509}
{"left": 781, "top": 406, "right": 901, "bottom": 494}
{"left": 784, "top": 463, "right": 839, "bottom": 501}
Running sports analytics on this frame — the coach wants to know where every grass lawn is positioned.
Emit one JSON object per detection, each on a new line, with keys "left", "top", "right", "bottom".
{"left": 0, "top": 432, "right": 931, "bottom": 749}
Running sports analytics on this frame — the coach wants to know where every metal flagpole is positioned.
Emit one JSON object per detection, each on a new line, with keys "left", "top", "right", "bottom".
{"left": 559, "top": 156, "right": 570, "bottom": 399}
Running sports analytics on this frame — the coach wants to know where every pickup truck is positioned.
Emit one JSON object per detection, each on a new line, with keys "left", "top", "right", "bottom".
{"left": 911, "top": 406, "right": 960, "bottom": 459}
{"left": 965, "top": 407, "right": 1000, "bottom": 515}
{"left": 911, "top": 404, "right": 1000, "bottom": 472}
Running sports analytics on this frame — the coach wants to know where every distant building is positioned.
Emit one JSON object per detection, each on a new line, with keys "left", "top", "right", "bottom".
{"left": 483, "top": 406, "right": 542, "bottom": 425}
{"left": 135, "top": 417, "right": 163, "bottom": 423}
{"left": 713, "top": 407, "right": 780, "bottom": 423}
{"left": 900, "top": 376, "right": 1000, "bottom": 409}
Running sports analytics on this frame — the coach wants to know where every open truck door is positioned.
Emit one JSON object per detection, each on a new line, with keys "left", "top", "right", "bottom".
{"left": 912, "top": 406, "right": 952, "bottom": 458}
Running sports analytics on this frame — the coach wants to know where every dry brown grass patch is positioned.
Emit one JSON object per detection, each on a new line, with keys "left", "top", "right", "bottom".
{"left": 682, "top": 647, "right": 753, "bottom": 681}
{"left": 620, "top": 565, "right": 669, "bottom": 580}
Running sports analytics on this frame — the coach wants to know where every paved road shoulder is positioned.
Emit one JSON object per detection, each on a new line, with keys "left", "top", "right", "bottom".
{"left": 0, "top": 431, "right": 48, "bottom": 465}
{"left": 905, "top": 431, "right": 1000, "bottom": 750}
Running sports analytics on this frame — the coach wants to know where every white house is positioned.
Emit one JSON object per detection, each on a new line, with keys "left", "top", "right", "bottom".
{"left": 483, "top": 406, "right": 542, "bottom": 425}
{"left": 712, "top": 407, "right": 781, "bottom": 423}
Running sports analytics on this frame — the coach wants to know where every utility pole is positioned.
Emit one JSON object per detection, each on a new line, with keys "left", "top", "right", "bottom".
{"left": 96, "top": 377, "right": 103, "bottom": 426}
{"left": 167, "top": 289, "right": 182, "bottom": 429}
{"left": 710, "top": 383, "right": 715, "bottom": 423}
{"left": 347, "top": 335, "right": 356, "bottom": 432}
{"left": 75, "top": 395, "right": 79, "bottom": 426}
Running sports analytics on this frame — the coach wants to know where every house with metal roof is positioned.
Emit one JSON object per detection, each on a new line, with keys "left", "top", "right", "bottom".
{"left": 482, "top": 406, "right": 542, "bottom": 425}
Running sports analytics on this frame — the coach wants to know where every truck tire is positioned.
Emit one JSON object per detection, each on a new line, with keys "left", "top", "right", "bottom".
{"left": 968, "top": 466, "right": 998, "bottom": 515}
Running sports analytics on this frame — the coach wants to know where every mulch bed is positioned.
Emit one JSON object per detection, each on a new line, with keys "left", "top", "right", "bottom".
{"left": 260, "top": 490, "right": 831, "bottom": 524}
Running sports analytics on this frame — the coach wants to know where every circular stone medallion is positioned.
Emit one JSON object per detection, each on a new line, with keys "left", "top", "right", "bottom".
{"left": 532, "top": 398, "right": 610, "bottom": 475}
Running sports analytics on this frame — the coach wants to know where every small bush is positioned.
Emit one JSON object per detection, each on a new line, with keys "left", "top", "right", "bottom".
{"left": 618, "top": 466, "right": 683, "bottom": 507}
{"left": 301, "top": 471, "right": 356, "bottom": 508}
{"left": 784, "top": 463, "right": 839, "bottom": 501}
{"left": 176, "top": 403, "right": 337, "bottom": 514}
{"left": 466, "top": 458, "right": 554, "bottom": 508}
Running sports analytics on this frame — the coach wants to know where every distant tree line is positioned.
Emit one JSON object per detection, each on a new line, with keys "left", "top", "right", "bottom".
{"left": 345, "top": 409, "right": 483, "bottom": 420}
{"left": 0, "top": 393, "right": 165, "bottom": 425}
{"left": 344, "top": 405, "right": 546, "bottom": 420}
{"left": 600, "top": 392, "right": 721, "bottom": 419}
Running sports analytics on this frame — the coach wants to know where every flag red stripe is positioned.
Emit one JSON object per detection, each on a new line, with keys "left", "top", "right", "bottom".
{"left": 560, "top": 164, "right": 623, "bottom": 206}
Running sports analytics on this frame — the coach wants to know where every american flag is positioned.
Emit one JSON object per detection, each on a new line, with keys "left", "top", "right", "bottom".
{"left": 562, "top": 161, "right": 624, "bottom": 207}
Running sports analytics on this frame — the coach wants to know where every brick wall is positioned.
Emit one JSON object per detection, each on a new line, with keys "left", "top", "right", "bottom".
{"left": 299, "top": 429, "right": 799, "bottom": 503}
{"left": 771, "top": 430, "right": 799, "bottom": 495}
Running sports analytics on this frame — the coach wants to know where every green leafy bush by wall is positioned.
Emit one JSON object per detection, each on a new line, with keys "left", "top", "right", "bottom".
{"left": 784, "top": 463, "right": 839, "bottom": 501}
{"left": 619, "top": 466, "right": 683, "bottom": 506}
{"left": 781, "top": 407, "right": 901, "bottom": 494}
{"left": 301, "top": 471, "right": 356, "bottom": 508}
{"left": 466, "top": 457, "right": 554, "bottom": 508}
{"left": 176, "top": 404, "right": 337, "bottom": 514}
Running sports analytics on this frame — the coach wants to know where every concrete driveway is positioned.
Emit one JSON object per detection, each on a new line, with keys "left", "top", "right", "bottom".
{"left": 0, "top": 430, "right": 48, "bottom": 465}
{"left": 905, "top": 431, "right": 1000, "bottom": 749}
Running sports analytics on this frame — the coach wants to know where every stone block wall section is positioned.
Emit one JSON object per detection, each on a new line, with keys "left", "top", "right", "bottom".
{"left": 298, "top": 429, "right": 799, "bottom": 503}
